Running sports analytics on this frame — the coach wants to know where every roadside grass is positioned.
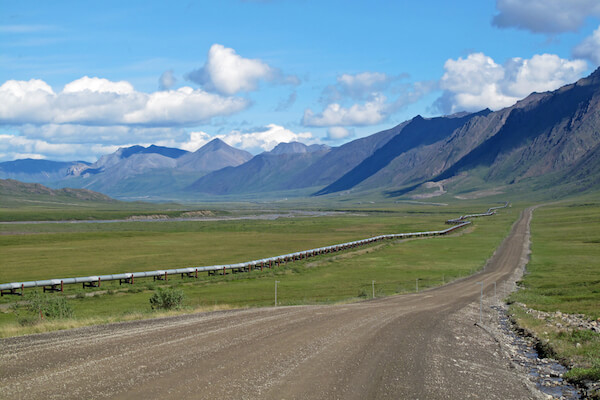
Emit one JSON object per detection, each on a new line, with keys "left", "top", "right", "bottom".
{"left": 509, "top": 202, "right": 600, "bottom": 386}
{"left": 0, "top": 204, "right": 518, "bottom": 337}
{"left": 511, "top": 203, "right": 600, "bottom": 318}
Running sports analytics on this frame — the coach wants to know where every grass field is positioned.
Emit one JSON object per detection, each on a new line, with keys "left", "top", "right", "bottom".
{"left": 0, "top": 202, "right": 518, "bottom": 336}
{"left": 510, "top": 202, "right": 600, "bottom": 385}
{"left": 512, "top": 203, "right": 600, "bottom": 318}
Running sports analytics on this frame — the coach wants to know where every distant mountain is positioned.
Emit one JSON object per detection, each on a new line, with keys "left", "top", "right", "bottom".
{"left": 176, "top": 138, "right": 252, "bottom": 172}
{"left": 0, "top": 159, "right": 90, "bottom": 184}
{"left": 187, "top": 147, "right": 331, "bottom": 195}
{"left": 57, "top": 140, "right": 253, "bottom": 197}
{"left": 75, "top": 144, "right": 189, "bottom": 176}
{"left": 269, "top": 141, "right": 330, "bottom": 155}
{"left": 288, "top": 122, "right": 410, "bottom": 189}
{"left": 120, "top": 144, "right": 188, "bottom": 159}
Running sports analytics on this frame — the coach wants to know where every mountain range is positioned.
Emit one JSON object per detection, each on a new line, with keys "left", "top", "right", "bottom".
{"left": 2, "top": 67, "right": 600, "bottom": 201}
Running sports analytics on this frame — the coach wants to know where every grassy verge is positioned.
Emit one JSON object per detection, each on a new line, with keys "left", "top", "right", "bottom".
{"left": 509, "top": 202, "right": 600, "bottom": 390}
{"left": 0, "top": 204, "right": 518, "bottom": 337}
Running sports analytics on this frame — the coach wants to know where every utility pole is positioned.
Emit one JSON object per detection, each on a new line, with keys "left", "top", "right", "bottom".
{"left": 372, "top": 280, "right": 375, "bottom": 299}
{"left": 416, "top": 278, "right": 419, "bottom": 293}
{"left": 477, "top": 282, "right": 484, "bottom": 324}
{"left": 275, "top": 281, "right": 280, "bottom": 306}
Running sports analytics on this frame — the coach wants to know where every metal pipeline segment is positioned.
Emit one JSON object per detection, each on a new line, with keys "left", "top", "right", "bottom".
{"left": 0, "top": 204, "right": 499, "bottom": 293}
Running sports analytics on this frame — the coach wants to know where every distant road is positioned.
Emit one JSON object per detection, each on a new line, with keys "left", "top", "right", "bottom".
{"left": 0, "top": 208, "right": 537, "bottom": 400}
{"left": 0, "top": 210, "right": 349, "bottom": 225}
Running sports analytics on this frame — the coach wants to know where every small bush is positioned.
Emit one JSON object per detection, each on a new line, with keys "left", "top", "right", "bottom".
{"left": 357, "top": 288, "right": 369, "bottom": 298}
{"left": 149, "top": 288, "right": 185, "bottom": 310}
{"left": 11, "top": 292, "right": 74, "bottom": 324}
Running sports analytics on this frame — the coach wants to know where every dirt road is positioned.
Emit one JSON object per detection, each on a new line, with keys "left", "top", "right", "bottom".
{"left": 0, "top": 207, "right": 539, "bottom": 399}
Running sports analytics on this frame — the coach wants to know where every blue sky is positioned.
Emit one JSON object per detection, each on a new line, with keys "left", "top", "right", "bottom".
{"left": 1, "top": 0, "right": 600, "bottom": 161}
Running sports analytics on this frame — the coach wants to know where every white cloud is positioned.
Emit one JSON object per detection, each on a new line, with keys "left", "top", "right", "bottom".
{"left": 573, "top": 26, "right": 600, "bottom": 65}
{"left": 19, "top": 124, "right": 186, "bottom": 144}
{"left": 502, "top": 54, "right": 588, "bottom": 97}
{"left": 436, "top": 53, "right": 587, "bottom": 114}
{"left": 159, "top": 70, "right": 177, "bottom": 90}
{"left": 0, "top": 79, "right": 55, "bottom": 124}
{"left": 63, "top": 76, "right": 134, "bottom": 94}
{"left": 177, "top": 131, "right": 212, "bottom": 152}
{"left": 216, "top": 124, "right": 316, "bottom": 152}
{"left": 0, "top": 133, "right": 118, "bottom": 162}
{"left": 186, "top": 44, "right": 275, "bottom": 95}
{"left": 123, "top": 87, "right": 248, "bottom": 126}
{"left": 493, "top": 0, "right": 600, "bottom": 34}
{"left": 303, "top": 95, "right": 388, "bottom": 127}
{"left": 0, "top": 76, "right": 248, "bottom": 127}
{"left": 12, "top": 153, "right": 46, "bottom": 160}
{"left": 326, "top": 127, "right": 351, "bottom": 140}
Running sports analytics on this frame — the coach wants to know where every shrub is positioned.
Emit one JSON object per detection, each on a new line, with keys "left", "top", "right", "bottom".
{"left": 27, "top": 292, "right": 74, "bottom": 319}
{"left": 149, "top": 288, "right": 185, "bottom": 310}
{"left": 11, "top": 292, "right": 74, "bottom": 324}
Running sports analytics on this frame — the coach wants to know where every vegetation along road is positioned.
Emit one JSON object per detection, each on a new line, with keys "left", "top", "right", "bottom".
{"left": 0, "top": 207, "right": 538, "bottom": 399}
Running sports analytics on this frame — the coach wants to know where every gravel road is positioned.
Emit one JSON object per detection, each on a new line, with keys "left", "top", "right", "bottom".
{"left": 0, "top": 207, "right": 540, "bottom": 399}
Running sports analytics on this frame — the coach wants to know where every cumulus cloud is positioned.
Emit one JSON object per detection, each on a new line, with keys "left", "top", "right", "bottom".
{"left": 573, "top": 26, "right": 600, "bottom": 65}
{"left": 492, "top": 0, "right": 600, "bottom": 34}
{"left": 303, "top": 95, "right": 389, "bottom": 127}
{"left": 0, "top": 133, "right": 119, "bottom": 162}
{"left": 435, "top": 53, "right": 587, "bottom": 114}
{"left": 159, "top": 70, "right": 177, "bottom": 90}
{"left": 215, "top": 124, "right": 315, "bottom": 152}
{"left": 63, "top": 76, "right": 134, "bottom": 94}
{"left": 19, "top": 123, "right": 186, "bottom": 144}
{"left": 186, "top": 44, "right": 298, "bottom": 95}
{"left": 326, "top": 127, "right": 352, "bottom": 141}
{"left": 0, "top": 76, "right": 248, "bottom": 127}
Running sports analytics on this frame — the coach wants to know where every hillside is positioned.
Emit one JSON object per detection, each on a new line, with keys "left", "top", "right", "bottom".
{"left": 176, "top": 138, "right": 253, "bottom": 172}
{"left": 0, "top": 178, "right": 115, "bottom": 205}
{"left": 187, "top": 146, "right": 330, "bottom": 195}
{"left": 315, "top": 110, "right": 491, "bottom": 195}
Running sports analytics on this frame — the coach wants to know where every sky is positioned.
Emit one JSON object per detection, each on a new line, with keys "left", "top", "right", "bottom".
{"left": 1, "top": 0, "right": 600, "bottom": 162}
